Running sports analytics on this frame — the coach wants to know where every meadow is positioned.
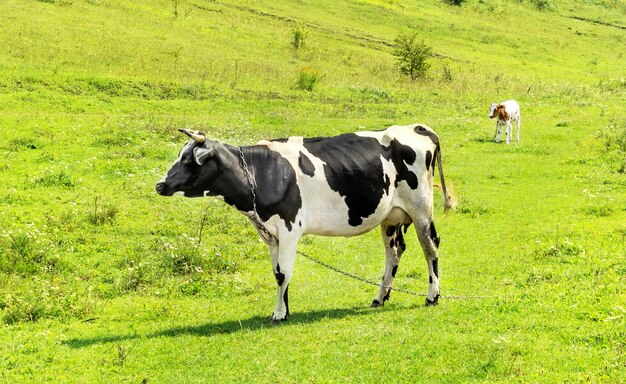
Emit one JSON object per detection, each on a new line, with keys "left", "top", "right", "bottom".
{"left": 0, "top": 0, "right": 625, "bottom": 382}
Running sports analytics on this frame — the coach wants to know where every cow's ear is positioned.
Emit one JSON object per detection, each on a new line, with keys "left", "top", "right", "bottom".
{"left": 193, "top": 146, "right": 215, "bottom": 166}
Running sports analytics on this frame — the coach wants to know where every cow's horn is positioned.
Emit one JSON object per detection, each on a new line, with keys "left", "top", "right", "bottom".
{"left": 179, "top": 129, "right": 206, "bottom": 143}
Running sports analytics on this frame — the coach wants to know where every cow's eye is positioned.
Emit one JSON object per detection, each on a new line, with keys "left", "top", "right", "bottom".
{"left": 182, "top": 157, "right": 193, "bottom": 165}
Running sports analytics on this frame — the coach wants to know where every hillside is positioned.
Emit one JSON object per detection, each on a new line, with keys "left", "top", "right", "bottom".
{"left": 1, "top": 0, "right": 625, "bottom": 382}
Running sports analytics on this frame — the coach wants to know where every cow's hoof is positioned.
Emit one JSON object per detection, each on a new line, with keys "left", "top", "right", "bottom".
{"left": 370, "top": 299, "right": 383, "bottom": 308}
{"left": 271, "top": 316, "right": 287, "bottom": 324}
{"left": 425, "top": 295, "right": 440, "bottom": 307}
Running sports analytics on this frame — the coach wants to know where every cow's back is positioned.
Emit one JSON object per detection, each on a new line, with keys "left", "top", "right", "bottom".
{"left": 257, "top": 125, "right": 438, "bottom": 236}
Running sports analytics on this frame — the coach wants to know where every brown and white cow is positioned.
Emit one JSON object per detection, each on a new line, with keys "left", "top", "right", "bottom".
{"left": 156, "top": 124, "right": 456, "bottom": 322}
{"left": 489, "top": 100, "right": 521, "bottom": 144}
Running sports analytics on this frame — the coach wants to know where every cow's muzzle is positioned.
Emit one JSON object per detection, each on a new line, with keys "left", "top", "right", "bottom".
{"left": 155, "top": 182, "right": 172, "bottom": 196}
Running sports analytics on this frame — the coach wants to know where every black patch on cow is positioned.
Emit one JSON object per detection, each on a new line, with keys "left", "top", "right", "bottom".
{"left": 298, "top": 151, "right": 315, "bottom": 177}
{"left": 386, "top": 225, "right": 396, "bottom": 237}
{"left": 383, "top": 289, "right": 391, "bottom": 303}
{"left": 403, "top": 224, "right": 411, "bottom": 234}
{"left": 242, "top": 146, "right": 302, "bottom": 231}
{"left": 396, "top": 231, "right": 406, "bottom": 252}
{"left": 432, "top": 258, "right": 439, "bottom": 278}
{"left": 271, "top": 138, "right": 288, "bottom": 143}
{"left": 414, "top": 125, "right": 440, "bottom": 147}
{"left": 429, "top": 276, "right": 433, "bottom": 284}
{"left": 430, "top": 221, "right": 440, "bottom": 248}
{"left": 283, "top": 285, "right": 289, "bottom": 316}
{"left": 302, "top": 134, "right": 421, "bottom": 226}
{"left": 303, "top": 134, "right": 392, "bottom": 226}
{"left": 389, "top": 239, "right": 395, "bottom": 248}
{"left": 392, "top": 265, "right": 398, "bottom": 277}
{"left": 371, "top": 299, "right": 382, "bottom": 308}
{"left": 425, "top": 150, "right": 433, "bottom": 172}
{"left": 385, "top": 139, "right": 418, "bottom": 189}
{"left": 275, "top": 263, "right": 285, "bottom": 286}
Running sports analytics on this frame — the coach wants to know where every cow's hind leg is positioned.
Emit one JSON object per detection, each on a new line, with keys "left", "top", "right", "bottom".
{"left": 371, "top": 224, "right": 407, "bottom": 308}
{"left": 505, "top": 121, "right": 512, "bottom": 144}
{"left": 416, "top": 219, "right": 441, "bottom": 306}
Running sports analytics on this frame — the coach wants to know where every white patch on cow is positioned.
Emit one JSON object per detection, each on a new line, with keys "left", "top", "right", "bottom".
{"left": 287, "top": 136, "right": 304, "bottom": 144}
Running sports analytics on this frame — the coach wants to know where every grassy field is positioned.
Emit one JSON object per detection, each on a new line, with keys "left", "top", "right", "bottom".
{"left": 1, "top": 0, "right": 625, "bottom": 382}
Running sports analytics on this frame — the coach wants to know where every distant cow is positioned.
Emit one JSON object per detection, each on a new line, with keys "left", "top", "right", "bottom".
{"left": 156, "top": 124, "right": 456, "bottom": 322}
{"left": 488, "top": 100, "right": 521, "bottom": 144}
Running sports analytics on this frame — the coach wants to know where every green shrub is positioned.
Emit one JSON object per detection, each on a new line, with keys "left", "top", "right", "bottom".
{"left": 291, "top": 24, "right": 308, "bottom": 50}
{"left": 295, "top": 67, "right": 322, "bottom": 91}
{"left": 392, "top": 32, "right": 432, "bottom": 81}
{"left": 531, "top": 0, "right": 554, "bottom": 11}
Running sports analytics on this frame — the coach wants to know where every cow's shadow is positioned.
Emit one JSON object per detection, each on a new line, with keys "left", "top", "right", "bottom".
{"left": 62, "top": 303, "right": 421, "bottom": 349}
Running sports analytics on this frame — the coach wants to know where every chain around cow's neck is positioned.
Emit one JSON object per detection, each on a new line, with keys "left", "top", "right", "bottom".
{"left": 237, "top": 147, "right": 273, "bottom": 244}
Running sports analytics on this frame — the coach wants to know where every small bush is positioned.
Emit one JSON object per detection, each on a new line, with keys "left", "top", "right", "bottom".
{"left": 295, "top": 67, "right": 322, "bottom": 91}
{"left": 444, "top": 0, "right": 465, "bottom": 5}
{"left": 531, "top": 0, "right": 554, "bottom": 11}
{"left": 392, "top": 32, "right": 432, "bottom": 81}
{"left": 291, "top": 25, "right": 308, "bottom": 50}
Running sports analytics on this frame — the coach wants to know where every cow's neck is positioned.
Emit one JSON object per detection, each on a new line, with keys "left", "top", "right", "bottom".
{"left": 205, "top": 145, "right": 255, "bottom": 213}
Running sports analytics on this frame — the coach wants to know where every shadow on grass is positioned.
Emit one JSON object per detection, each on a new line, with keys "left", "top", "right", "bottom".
{"left": 62, "top": 303, "right": 422, "bottom": 349}
{"left": 472, "top": 136, "right": 496, "bottom": 144}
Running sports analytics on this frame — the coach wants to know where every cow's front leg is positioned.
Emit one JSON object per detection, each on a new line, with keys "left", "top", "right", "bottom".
{"left": 372, "top": 225, "right": 406, "bottom": 308}
{"left": 270, "top": 236, "right": 298, "bottom": 322}
{"left": 494, "top": 121, "right": 501, "bottom": 143}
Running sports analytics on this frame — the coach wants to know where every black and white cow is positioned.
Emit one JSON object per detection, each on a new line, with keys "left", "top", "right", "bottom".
{"left": 156, "top": 124, "right": 456, "bottom": 322}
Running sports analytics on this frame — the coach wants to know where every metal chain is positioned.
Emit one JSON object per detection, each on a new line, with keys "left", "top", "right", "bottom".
{"left": 238, "top": 147, "right": 273, "bottom": 244}
{"left": 238, "top": 147, "right": 258, "bottom": 214}
{"left": 298, "top": 249, "right": 500, "bottom": 300}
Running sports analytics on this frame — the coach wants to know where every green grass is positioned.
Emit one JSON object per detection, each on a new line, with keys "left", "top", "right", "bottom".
{"left": 1, "top": 0, "right": 625, "bottom": 382}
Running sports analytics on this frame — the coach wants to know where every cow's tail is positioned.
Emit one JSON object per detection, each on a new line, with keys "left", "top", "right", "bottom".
{"left": 436, "top": 146, "right": 457, "bottom": 212}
